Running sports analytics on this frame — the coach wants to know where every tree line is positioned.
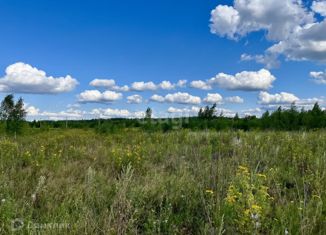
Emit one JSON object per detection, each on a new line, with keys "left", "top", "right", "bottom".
{"left": 1, "top": 95, "right": 326, "bottom": 134}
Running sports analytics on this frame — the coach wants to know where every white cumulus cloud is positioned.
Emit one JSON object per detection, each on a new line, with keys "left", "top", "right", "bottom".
{"left": 89, "top": 79, "right": 129, "bottom": 92}
{"left": 90, "top": 79, "right": 115, "bottom": 88}
{"left": 225, "top": 96, "right": 244, "bottom": 103}
{"left": 131, "top": 81, "right": 157, "bottom": 91}
{"left": 0, "top": 62, "right": 78, "bottom": 94}
{"left": 127, "top": 94, "right": 143, "bottom": 104}
{"left": 164, "top": 92, "right": 201, "bottom": 105}
{"left": 210, "top": 0, "right": 326, "bottom": 66}
{"left": 167, "top": 106, "right": 200, "bottom": 115}
{"left": 26, "top": 105, "right": 40, "bottom": 116}
{"left": 177, "top": 80, "right": 187, "bottom": 87}
{"left": 26, "top": 105, "right": 85, "bottom": 120}
{"left": 158, "top": 81, "right": 175, "bottom": 90}
{"left": 78, "top": 90, "right": 122, "bottom": 103}
{"left": 131, "top": 80, "right": 187, "bottom": 91}
{"left": 240, "top": 53, "right": 280, "bottom": 69}
{"left": 310, "top": 71, "right": 326, "bottom": 84}
{"left": 204, "top": 93, "right": 223, "bottom": 104}
{"left": 210, "top": 5, "right": 240, "bottom": 40}
{"left": 241, "top": 108, "right": 263, "bottom": 117}
{"left": 190, "top": 80, "right": 212, "bottom": 90}
{"left": 91, "top": 108, "right": 145, "bottom": 119}
{"left": 150, "top": 94, "right": 165, "bottom": 103}
{"left": 150, "top": 92, "right": 201, "bottom": 105}
{"left": 312, "top": 1, "right": 326, "bottom": 17}
{"left": 210, "top": 0, "right": 314, "bottom": 41}
{"left": 258, "top": 91, "right": 299, "bottom": 105}
{"left": 209, "top": 69, "right": 276, "bottom": 91}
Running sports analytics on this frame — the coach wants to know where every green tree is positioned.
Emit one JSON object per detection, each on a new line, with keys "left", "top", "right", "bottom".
{"left": 308, "top": 103, "right": 324, "bottom": 129}
{"left": 198, "top": 104, "right": 217, "bottom": 119}
{"left": 261, "top": 111, "right": 270, "bottom": 129}
{"left": 198, "top": 108, "right": 203, "bottom": 118}
{"left": 0, "top": 94, "right": 15, "bottom": 120}
{"left": 0, "top": 94, "right": 27, "bottom": 134}
{"left": 145, "top": 107, "right": 152, "bottom": 120}
{"left": 208, "top": 103, "right": 217, "bottom": 119}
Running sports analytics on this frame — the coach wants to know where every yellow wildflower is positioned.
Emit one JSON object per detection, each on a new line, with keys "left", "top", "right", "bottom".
{"left": 226, "top": 195, "right": 236, "bottom": 204}
{"left": 244, "top": 209, "right": 250, "bottom": 216}
{"left": 257, "top": 173, "right": 267, "bottom": 179}
{"left": 239, "top": 165, "right": 249, "bottom": 171}
{"left": 205, "top": 189, "right": 214, "bottom": 195}
{"left": 251, "top": 204, "right": 262, "bottom": 213}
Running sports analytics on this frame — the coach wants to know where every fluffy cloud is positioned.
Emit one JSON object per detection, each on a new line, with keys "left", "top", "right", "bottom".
{"left": 26, "top": 105, "right": 84, "bottom": 120}
{"left": 0, "top": 62, "right": 78, "bottom": 94}
{"left": 240, "top": 54, "right": 280, "bottom": 69}
{"left": 267, "top": 20, "right": 326, "bottom": 62}
{"left": 78, "top": 90, "right": 122, "bottom": 103}
{"left": 258, "top": 91, "right": 299, "bottom": 105}
{"left": 90, "top": 79, "right": 115, "bottom": 88}
{"left": 297, "top": 97, "right": 325, "bottom": 107}
{"left": 127, "top": 94, "right": 143, "bottom": 104}
{"left": 261, "top": 97, "right": 326, "bottom": 110}
{"left": 177, "top": 80, "right": 187, "bottom": 87}
{"left": 190, "top": 80, "right": 212, "bottom": 90}
{"left": 150, "top": 94, "right": 165, "bottom": 103}
{"left": 310, "top": 71, "right": 326, "bottom": 84}
{"left": 225, "top": 96, "right": 244, "bottom": 103}
{"left": 26, "top": 105, "right": 40, "bottom": 116}
{"left": 158, "top": 81, "right": 175, "bottom": 90}
{"left": 209, "top": 69, "right": 276, "bottom": 91}
{"left": 204, "top": 93, "right": 223, "bottom": 104}
{"left": 210, "top": 0, "right": 326, "bottom": 65}
{"left": 161, "top": 80, "right": 187, "bottom": 89}
{"left": 113, "top": 85, "right": 130, "bottom": 92}
{"left": 131, "top": 81, "right": 158, "bottom": 91}
{"left": 210, "top": 0, "right": 314, "bottom": 41}
{"left": 241, "top": 108, "right": 263, "bottom": 117}
{"left": 258, "top": 91, "right": 325, "bottom": 110}
{"left": 167, "top": 106, "right": 200, "bottom": 115}
{"left": 215, "top": 108, "right": 236, "bottom": 118}
{"left": 131, "top": 80, "right": 187, "bottom": 91}
{"left": 26, "top": 105, "right": 145, "bottom": 120}
{"left": 91, "top": 108, "right": 145, "bottom": 119}
{"left": 210, "top": 5, "right": 240, "bottom": 39}
{"left": 312, "top": 1, "right": 326, "bottom": 17}
{"left": 89, "top": 79, "right": 129, "bottom": 92}
{"left": 150, "top": 92, "right": 201, "bottom": 104}
{"left": 164, "top": 92, "right": 201, "bottom": 105}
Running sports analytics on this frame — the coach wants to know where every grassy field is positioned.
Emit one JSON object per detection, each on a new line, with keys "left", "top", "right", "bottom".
{"left": 0, "top": 129, "right": 326, "bottom": 234}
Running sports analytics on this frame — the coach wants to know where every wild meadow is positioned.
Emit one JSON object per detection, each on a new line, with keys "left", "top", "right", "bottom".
{"left": 0, "top": 129, "right": 326, "bottom": 234}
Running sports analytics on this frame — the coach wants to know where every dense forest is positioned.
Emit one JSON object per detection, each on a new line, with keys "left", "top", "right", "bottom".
{"left": 14, "top": 103, "right": 326, "bottom": 133}
{"left": 1, "top": 94, "right": 326, "bottom": 134}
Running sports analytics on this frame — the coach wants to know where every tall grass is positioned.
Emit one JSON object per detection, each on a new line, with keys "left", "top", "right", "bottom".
{"left": 0, "top": 129, "right": 326, "bottom": 234}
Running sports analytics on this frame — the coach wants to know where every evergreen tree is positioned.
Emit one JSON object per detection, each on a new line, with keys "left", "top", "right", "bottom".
{"left": 197, "top": 104, "right": 217, "bottom": 119}
{"left": 208, "top": 103, "right": 217, "bottom": 119}
{"left": 198, "top": 108, "right": 203, "bottom": 118}
{"left": 261, "top": 111, "right": 270, "bottom": 129}
{"left": 145, "top": 107, "right": 152, "bottom": 120}
{"left": 309, "top": 103, "right": 324, "bottom": 128}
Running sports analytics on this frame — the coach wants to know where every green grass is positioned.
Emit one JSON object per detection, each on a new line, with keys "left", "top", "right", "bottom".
{"left": 0, "top": 129, "right": 326, "bottom": 234}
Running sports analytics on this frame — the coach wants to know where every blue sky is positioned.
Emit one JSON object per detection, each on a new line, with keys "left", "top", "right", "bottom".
{"left": 0, "top": 0, "right": 325, "bottom": 120}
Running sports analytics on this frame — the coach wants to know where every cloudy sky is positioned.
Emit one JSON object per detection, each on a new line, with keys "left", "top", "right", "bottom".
{"left": 0, "top": 0, "right": 325, "bottom": 120}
